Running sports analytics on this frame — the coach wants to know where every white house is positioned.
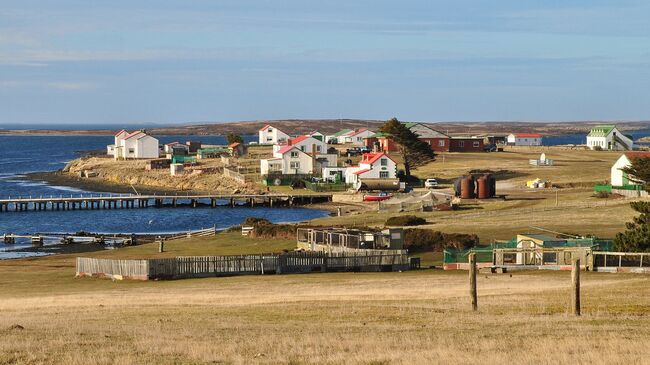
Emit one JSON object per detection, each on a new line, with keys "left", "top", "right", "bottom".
{"left": 259, "top": 124, "right": 290, "bottom": 145}
{"left": 587, "top": 125, "right": 633, "bottom": 151}
{"left": 347, "top": 129, "right": 375, "bottom": 146}
{"left": 326, "top": 129, "right": 354, "bottom": 144}
{"left": 611, "top": 152, "right": 650, "bottom": 187}
{"left": 288, "top": 135, "right": 327, "bottom": 154}
{"left": 507, "top": 133, "right": 543, "bottom": 146}
{"left": 307, "top": 130, "right": 325, "bottom": 142}
{"left": 260, "top": 145, "right": 337, "bottom": 176}
{"left": 112, "top": 130, "right": 160, "bottom": 160}
{"left": 345, "top": 152, "right": 397, "bottom": 188}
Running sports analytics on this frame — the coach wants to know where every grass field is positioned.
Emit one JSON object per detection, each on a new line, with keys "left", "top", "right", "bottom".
{"left": 1, "top": 234, "right": 649, "bottom": 364}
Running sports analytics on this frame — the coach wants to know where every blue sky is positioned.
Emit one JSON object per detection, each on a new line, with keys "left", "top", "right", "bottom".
{"left": 1, "top": 0, "right": 649, "bottom": 125}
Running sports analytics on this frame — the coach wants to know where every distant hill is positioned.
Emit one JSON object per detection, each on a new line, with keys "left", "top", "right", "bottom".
{"left": 2, "top": 119, "right": 650, "bottom": 137}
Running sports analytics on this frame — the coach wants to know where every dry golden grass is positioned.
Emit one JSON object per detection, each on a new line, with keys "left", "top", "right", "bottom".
{"left": 0, "top": 262, "right": 649, "bottom": 364}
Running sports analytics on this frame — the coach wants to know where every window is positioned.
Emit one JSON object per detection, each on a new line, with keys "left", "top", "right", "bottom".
{"left": 316, "top": 145, "right": 321, "bottom": 152}
{"left": 458, "top": 141, "right": 465, "bottom": 148}
{"left": 300, "top": 146, "right": 305, "bottom": 152}
{"left": 438, "top": 140, "right": 445, "bottom": 147}
{"left": 267, "top": 137, "right": 273, "bottom": 141}
{"left": 473, "top": 141, "right": 480, "bottom": 147}
{"left": 290, "top": 161, "right": 300, "bottom": 169}
{"left": 357, "top": 137, "right": 362, "bottom": 142}
{"left": 290, "top": 151, "right": 299, "bottom": 158}
{"left": 128, "top": 148, "right": 135, "bottom": 154}
{"left": 380, "top": 158, "right": 388, "bottom": 166}
{"left": 379, "top": 171, "right": 389, "bottom": 178}
{"left": 268, "top": 128, "right": 273, "bottom": 132}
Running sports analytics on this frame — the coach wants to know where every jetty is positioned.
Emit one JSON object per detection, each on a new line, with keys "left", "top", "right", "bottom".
{"left": 0, "top": 193, "right": 332, "bottom": 212}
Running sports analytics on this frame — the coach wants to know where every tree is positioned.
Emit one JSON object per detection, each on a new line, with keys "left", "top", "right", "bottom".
{"left": 615, "top": 156, "right": 650, "bottom": 251}
{"left": 226, "top": 132, "right": 243, "bottom": 145}
{"left": 378, "top": 117, "right": 435, "bottom": 178}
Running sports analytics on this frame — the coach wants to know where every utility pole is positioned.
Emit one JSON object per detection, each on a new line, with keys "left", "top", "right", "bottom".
{"left": 469, "top": 252, "right": 478, "bottom": 311}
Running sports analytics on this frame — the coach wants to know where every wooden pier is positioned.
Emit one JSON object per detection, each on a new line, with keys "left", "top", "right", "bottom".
{"left": 0, "top": 193, "right": 332, "bottom": 213}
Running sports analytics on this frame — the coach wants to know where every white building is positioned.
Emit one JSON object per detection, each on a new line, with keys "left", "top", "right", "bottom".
{"left": 260, "top": 145, "right": 337, "bottom": 176}
{"left": 112, "top": 130, "right": 160, "bottom": 160}
{"left": 611, "top": 152, "right": 650, "bottom": 187}
{"left": 587, "top": 125, "right": 633, "bottom": 151}
{"left": 307, "top": 130, "right": 325, "bottom": 142}
{"left": 345, "top": 152, "right": 397, "bottom": 188}
{"left": 288, "top": 135, "right": 327, "bottom": 154}
{"left": 346, "top": 129, "right": 375, "bottom": 146}
{"left": 259, "top": 124, "right": 290, "bottom": 145}
{"left": 507, "top": 133, "right": 543, "bottom": 146}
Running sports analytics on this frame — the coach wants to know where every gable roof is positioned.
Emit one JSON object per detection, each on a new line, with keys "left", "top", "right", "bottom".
{"left": 352, "top": 168, "right": 371, "bottom": 175}
{"left": 260, "top": 124, "right": 288, "bottom": 135}
{"left": 228, "top": 142, "right": 241, "bottom": 148}
{"left": 405, "top": 123, "right": 449, "bottom": 138}
{"left": 332, "top": 129, "right": 354, "bottom": 137}
{"left": 124, "top": 131, "right": 146, "bottom": 140}
{"left": 588, "top": 125, "right": 617, "bottom": 137}
{"left": 276, "top": 145, "right": 305, "bottom": 155}
{"left": 115, "top": 129, "right": 128, "bottom": 137}
{"left": 290, "top": 135, "right": 313, "bottom": 145}
{"left": 361, "top": 152, "right": 395, "bottom": 165}
{"left": 624, "top": 152, "right": 650, "bottom": 160}
{"left": 349, "top": 128, "right": 373, "bottom": 137}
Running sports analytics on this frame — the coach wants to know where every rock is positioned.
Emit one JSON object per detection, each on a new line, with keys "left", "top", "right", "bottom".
{"left": 8, "top": 324, "right": 24, "bottom": 331}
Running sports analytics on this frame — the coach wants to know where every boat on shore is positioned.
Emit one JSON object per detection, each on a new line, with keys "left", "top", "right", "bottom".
{"left": 362, "top": 192, "right": 393, "bottom": 202}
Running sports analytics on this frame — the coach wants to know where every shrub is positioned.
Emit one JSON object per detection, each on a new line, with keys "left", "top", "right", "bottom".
{"left": 594, "top": 191, "right": 610, "bottom": 199}
{"left": 385, "top": 215, "right": 427, "bottom": 226}
{"left": 241, "top": 217, "right": 296, "bottom": 239}
{"left": 403, "top": 229, "right": 478, "bottom": 253}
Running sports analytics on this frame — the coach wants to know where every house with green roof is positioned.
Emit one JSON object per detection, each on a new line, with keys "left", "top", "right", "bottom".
{"left": 587, "top": 124, "right": 633, "bottom": 151}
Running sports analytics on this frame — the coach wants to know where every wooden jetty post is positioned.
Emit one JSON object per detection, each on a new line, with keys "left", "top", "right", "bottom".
{"left": 469, "top": 252, "right": 478, "bottom": 311}
{"left": 572, "top": 258, "right": 581, "bottom": 316}
{"left": 158, "top": 237, "right": 165, "bottom": 253}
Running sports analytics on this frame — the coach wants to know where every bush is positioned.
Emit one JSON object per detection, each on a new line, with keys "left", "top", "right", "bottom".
{"left": 241, "top": 217, "right": 296, "bottom": 239}
{"left": 594, "top": 191, "right": 610, "bottom": 199}
{"left": 403, "top": 229, "right": 478, "bottom": 253}
{"left": 385, "top": 215, "right": 427, "bottom": 226}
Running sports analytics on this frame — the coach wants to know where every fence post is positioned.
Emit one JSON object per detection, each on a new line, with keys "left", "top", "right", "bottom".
{"left": 158, "top": 238, "right": 165, "bottom": 253}
{"left": 572, "top": 258, "right": 581, "bottom": 316}
{"left": 469, "top": 252, "right": 478, "bottom": 311}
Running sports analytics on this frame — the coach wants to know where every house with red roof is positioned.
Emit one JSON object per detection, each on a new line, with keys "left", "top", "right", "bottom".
{"left": 507, "top": 133, "right": 543, "bottom": 146}
{"left": 110, "top": 130, "right": 159, "bottom": 160}
{"left": 288, "top": 135, "right": 327, "bottom": 154}
{"left": 260, "top": 144, "right": 337, "bottom": 176}
{"left": 344, "top": 152, "right": 397, "bottom": 187}
{"left": 611, "top": 152, "right": 650, "bottom": 187}
{"left": 258, "top": 124, "right": 290, "bottom": 145}
{"left": 345, "top": 129, "right": 375, "bottom": 146}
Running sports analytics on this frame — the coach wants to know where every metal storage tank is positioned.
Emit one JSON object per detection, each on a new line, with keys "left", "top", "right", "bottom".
{"left": 488, "top": 174, "right": 496, "bottom": 197}
{"left": 460, "top": 176, "right": 475, "bottom": 199}
{"left": 477, "top": 175, "right": 489, "bottom": 199}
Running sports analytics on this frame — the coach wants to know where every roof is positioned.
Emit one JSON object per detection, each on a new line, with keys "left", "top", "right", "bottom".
{"left": 260, "top": 124, "right": 288, "bottom": 135}
{"left": 165, "top": 141, "right": 180, "bottom": 146}
{"left": 404, "top": 122, "right": 449, "bottom": 138}
{"left": 276, "top": 145, "right": 300, "bottom": 155}
{"left": 512, "top": 133, "right": 543, "bottom": 138}
{"left": 333, "top": 129, "right": 354, "bottom": 137}
{"left": 402, "top": 122, "right": 418, "bottom": 128}
{"left": 290, "top": 135, "right": 311, "bottom": 145}
{"left": 361, "top": 152, "right": 395, "bottom": 165}
{"left": 228, "top": 142, "right": 241, "bottom": 148}
{"left": 124, "top": 130, "right": 145, "bottom": 140}
{"left": 624, "top": 152, "right": 650, "bottom": 160}
{"left": 352, "top": 168, "right": 371, "bottom": 175}
{"left": 588, "top": 125, "right": 617, "bottom": 137}
{"left": 349, "top": 128, "right": 372, "bottom": 137}
{"left": 115, "top": 129, "right": 128, "bottom": 137}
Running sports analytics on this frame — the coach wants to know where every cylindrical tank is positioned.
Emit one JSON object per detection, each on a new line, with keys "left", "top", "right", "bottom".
{"left": 460, "top": 176, "right": 475, "bottom": 199}
{"left": 477, "top": 175, "right": 489, "bottom": 199}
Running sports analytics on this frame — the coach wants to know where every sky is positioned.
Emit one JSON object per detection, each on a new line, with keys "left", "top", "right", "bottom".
{"left": 1, "top": 0, "right": 649, "bottom": 125}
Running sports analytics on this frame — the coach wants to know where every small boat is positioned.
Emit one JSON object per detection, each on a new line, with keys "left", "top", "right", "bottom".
{"left": 363, "top": 192, "right": 393, "bottom": 202}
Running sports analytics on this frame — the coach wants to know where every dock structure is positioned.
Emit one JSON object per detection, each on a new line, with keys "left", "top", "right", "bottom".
{"left": 0, "top": 193, "right": 332, "bottom": 213}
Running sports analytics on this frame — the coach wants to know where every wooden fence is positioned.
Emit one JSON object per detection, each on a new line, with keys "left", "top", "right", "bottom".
{"left": 166, "top": 227, "right": 217, "bottom": 241}
{"left": 76, "top": 251, "right": 410, "bottom": 280}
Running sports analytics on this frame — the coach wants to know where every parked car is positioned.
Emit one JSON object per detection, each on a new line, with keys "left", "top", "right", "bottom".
{"left": 346, "top": 146, "right": 371, "bottom": 156}
{"left": 424, "top": 178, "right": 439, "bottom": 188}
